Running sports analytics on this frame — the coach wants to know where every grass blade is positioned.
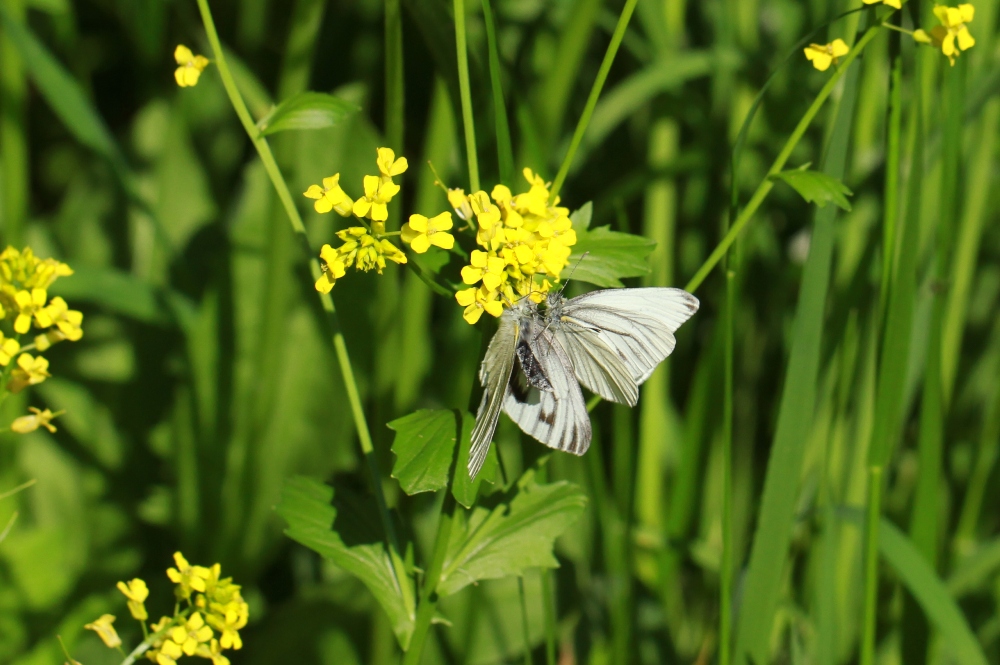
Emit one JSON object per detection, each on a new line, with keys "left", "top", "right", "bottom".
{"left": 481, "top": 0, "right": 514, "bottom": 185}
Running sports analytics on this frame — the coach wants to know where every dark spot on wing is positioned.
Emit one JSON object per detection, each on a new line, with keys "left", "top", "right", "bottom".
{"left": 540, "top": 410, "right": 556, "bottom": 426}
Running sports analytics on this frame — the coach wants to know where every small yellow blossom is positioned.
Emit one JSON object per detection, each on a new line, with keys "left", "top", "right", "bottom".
{"left": 85, "top": 614, "right": 121, "bottom": 648}
{"left": 207, "top": 600, "right": 249, "bottom": 650}
{"left": 376, "top": 147, "right": 408, "bottom": 178}
{"left": 11, "top": 407, "right": 62, "bottom": 434}
{"left": 7, "top": 353, "right": 50, "bottom": 394}
{"left": 196, "top": 639, "right": 232, "bottom": 665}
{"left": 335, "top": 227, "right": 406, "bottom": 274}
{"left": 448, "top": 188, "right": 474, "bottom": 221}
{"left": 13, "top": 288, "right": 46, "bottom": 334}
{"left": 303, "top": 174, "right": 354, "bottom": 216}
{"left": 804, "top": 39, "right": 849, "bottom": 71}
{"left": 174, "top": 45, "right": 209, "bottom": 87}
{"left": 0, "top": 333, "right": 19, "bottom": 366}
{"left": 456, "top": 285, "right": 504, "bottom": 324}
{"left": 167, "top": 551, "right": 212, "bottom": 599}
{"left": 401, "top": 212, "right": 455, "bottom": 253}
{"left": 169, "top": 611, "right": 214, "bottom": 656}
{"left": 927, "top": 4, "right": 976, "bottom": 65}
{"left": 462, "top": 250, "right": 508, "bottom": 291}
{"left": 157, "top": 637, "right": 184, "bottom": 665}
{"left": 117, "top": 578, "right": 150, "bottom": 621}
{"left": 352, "top": 175, "right": 400, "bottom": 221}
{"left": 862, "top": 0, "right": 901, "bottom": 8}
{"left": 35, "top": 296, "right": 83, "bottom": 341}
{"left": 315, "top": 244, "right": 347, "bottom": 293}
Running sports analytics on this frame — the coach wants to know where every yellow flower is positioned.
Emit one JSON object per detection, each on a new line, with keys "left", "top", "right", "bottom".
{"left": 35, "top": 296, "right": 83, "bottom": 341}
{"left": 174, "top": 45, "right": 209, "bottom": 87}
{"left": 11, "top": 407, "right": 62, "bottom": 434}
{"left": 13, "top": 288, "right": 47, "bottom": 334}
{"left": 335, "top": 227, "right": 406, "bottom": 273}
{"left": 461, "top": 250, "right": 508, "bottom": 291}
{"left": 206, "top": 599, "right": 249, "bottom": 650}
{"left": 166, "top": 551, "right": 212, "bottom": 599}
{"left": 862, "top": 0, "right": 901, "bottom": 8}
{"left": 84, "top": 614, "right": 121, "bottom": 649}
{"left": 0, "top": 333, "right": 20, "bottom": 366}
{"left": 315, "top": 244, "right": 347, "bottom": 293}
{"left": 196, "top": 638, "right": 232, "bottom": 665}
{"left": 352, "top": 175, "right": 400, "bottom": 221}
{"left": 169, "top": 611, "right": 214, "bottom": 656}
{"left": 401, "top": 212, "right": 455, "bottom": 253}
{"left": 376, "top": 147, "right": 408, "bottom": 178}
{"left": 804, "top": 39, "right": 849, "bottom": 71}
{"left": 156, "top": 637, "right": 184, "bottom": 665}
{"left": 117, "top": 578, "right": 150, "bottom": 621}
{"left": 448, "top": 188, "right": 474, "bottom": 221}
{"left": 303, "top": 174, "right": 354, "bottom": 216}
{"left": 927, "top": 4, "right": 975, "bottom": 65}
{"left": 7, "top": 353, "right": 50, "bottom": 394}
{"left": 455, "top": 285, "right": 504, "bottom": 324}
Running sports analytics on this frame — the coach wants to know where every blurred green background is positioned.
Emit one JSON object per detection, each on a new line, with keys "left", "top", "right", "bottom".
{"left": 0, "top": 0, "right": 998, "bottom": 663}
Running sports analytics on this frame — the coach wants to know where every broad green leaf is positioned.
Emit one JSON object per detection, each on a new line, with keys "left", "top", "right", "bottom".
{"left": 570, "top": 202, "right": 593, "bottom": 231}
{"left": 49, "top": 266, "right": 173, "bottom": 325}
{"left": 0, "top": 7, "right": 121, "bottom": 165}
{"left": 838, "top": 509, "right": 989, "bottom": 665}
{"left": 277, "top": 477, "right": 416, "bottom": 647}
{"left": 437, "top": 469, "right": 587, "bottom": 596}
{"left": 389, "top": 409, "right": 459, "bottom": 495}
{"left": 451, "top": 411, "right": 498, "bottom": 508}
{"left": 569, "top": 226, "right": 654, "bottom": 287}
{"left": 771, "top": 166, "right": 853, "bottom": 211}
{"left": 258, "top": 92, "right": 359, "bottom": 135}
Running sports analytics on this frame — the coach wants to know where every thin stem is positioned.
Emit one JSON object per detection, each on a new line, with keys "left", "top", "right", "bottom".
{"left": 481, "top": 0, "right": 514, "bottom": 186}
{"left": 720, "top": 269, "right": 735, "bottom": 665}
{"left": 194, "top": 0, "right": 409, "bottom": 602}
{"left": 860, "top": 465, "right": 883, "bottom": 665}
{"left": 549, "top": 0, "right": 638, "bottom": 201}
{"left": 518, "top": 578, "right": 533, "bottom": 665}
{"left": 454, "top": 0, "right": 479, "bottom": 191}
{"left": 684, "top": 24, "right": 880, "bottom": 294}
{"left": 403, "top": 496, "right": 456, "bottom": 665}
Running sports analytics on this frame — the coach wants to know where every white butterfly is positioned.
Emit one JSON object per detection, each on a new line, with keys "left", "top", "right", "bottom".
{"left": 468, "top": 287, "right": 700, "bottom": 477}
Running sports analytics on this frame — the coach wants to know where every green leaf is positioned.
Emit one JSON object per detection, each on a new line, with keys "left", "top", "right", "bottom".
{"left": 569, "top": 226, "right": 654, "bottom": 287}
{"left": 389, "top": 409, "right": 460, "bottom": 495}
{"left": 277, "top": 477, "right": 415, "bottom": 648}
{"left": 771, "top": 165, "right": 853, "bottom": 211}
{"left": 451, "top": 411, "right": 498, "bottom": 508}
{"left": 49, "top": 266, "right": 173, "bottom": 326}
{"left": 570, "top": 202, "right": 593, "bottom": 231}
{"left": 0, "top": 7, "right": 122, "bottom": 166}
{"left": 437, "top": 469, "right": 587, "bottom": 596}
{"left": 257, "top": 92, "right": 359, "bottom": 135}
{"left": 838, "top": 509, "right": 989, "bottom": 665}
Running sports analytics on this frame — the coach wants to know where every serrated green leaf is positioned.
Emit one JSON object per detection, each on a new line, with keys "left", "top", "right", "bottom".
{"left": 277, "top": 477, "right": 415, "bottom": 647}
{"left": 452, "top": 411, "right": 498, "bottom": 508}
{"left": 568, "top": 226, "right": 654, "bottom": 287}
{"left": 570, "top": 201, "right": 593, "bottom": 231}
{"left": 389, "top": 409, "right": 459, "bottom": 495}
{"left": 771, "top": 167, "right": 853, "bottom": 211}
{"left": 258, "top": 92, "right": 359, "bottom": 135}
{"left": 437, "top": 469, "right": 587, "bottom": 596}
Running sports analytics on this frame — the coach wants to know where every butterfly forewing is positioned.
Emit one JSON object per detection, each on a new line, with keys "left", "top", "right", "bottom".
{"left": 550, "top": 324, "right": 638, "bottom": 405}
{"left": 469, "top": 309, "right": 519, "bottom": 477}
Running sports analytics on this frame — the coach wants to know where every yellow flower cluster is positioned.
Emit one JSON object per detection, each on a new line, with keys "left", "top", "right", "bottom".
{"left": 915, "top": 4, "right": 976, "bottom": 66}
{"left": 453, "top": 168, "right": 577, "bottom": 324}
{"left": 0, "top": 247, "right": 82, "bottom": 398}
{"left": 83, "top": 552, "right": 248, "bottom": 665}
{"left": 307, "top": 148, "right": 436, "bottom": 293}
{"left": 174, "top": 45, "right": 210, "bottom": 87}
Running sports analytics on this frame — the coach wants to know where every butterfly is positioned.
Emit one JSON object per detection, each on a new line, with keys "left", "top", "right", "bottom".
{"left": 468, "top": 287, "right": 700, "bottom": 477}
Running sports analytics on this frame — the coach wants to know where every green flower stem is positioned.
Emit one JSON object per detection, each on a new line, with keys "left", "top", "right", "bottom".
{"left": 684, "top": 24, "right": 880, "bottom": 294}
{"left": 454, "top": 0, "right": 479, "bottom": 191}
{"left": 720, "top": 269, "right": 735, "bottom": 665}
{"left": 549, "top": 0, "right": 638, "bottom": 201}
{"left": 403, "top": 495, "right": 456, "bottom": 665}
{"left": 194, "top": 0, "right": 409, "bottom": 594}
{"left": 860, "top": 465, "right": 884, "bottom": 665}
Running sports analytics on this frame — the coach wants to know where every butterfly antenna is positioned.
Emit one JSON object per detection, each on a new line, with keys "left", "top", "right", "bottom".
{"left": 557, "top": 251, "right": 590, "bottom": 295}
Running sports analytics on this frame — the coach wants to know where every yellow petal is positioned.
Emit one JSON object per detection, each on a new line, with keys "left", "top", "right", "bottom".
{"left": 958, "top": 3, "right": 974, "bottom": 23}
{"left": 407, "top": 214, "right": 429, "bottom": 233}
{"left": 388, "top": 156, "right": 408, "bottom": 176}
{"left": 933, "top": 5, "right": 950, "bottom": 25}
{"left": 946, "top": 7, "right": 963, "bottom": 27}
{"left": 455, "top": 288, "right": 477, "bottom": 307}
{"left": 352, "top": 199, "right": 372, "bottom": 218}
{"left": 830, "top": 39, "right": 849, "bottom": 58}
{"left": 461, "top": 265, "right": 484, "bottom": 284}
{"left": 942, "top": 31, "right": 957, "bottom": 56}
{"left": 957, "top": 27, "right": 975, "bottom": 50}
{"left": 410, "top": 234, "right": 431, "bottom": 254}
{"left": 174, "top": 45, "right": 194, "bottom": 64}
{"left": 463, "top": 304, "right": 484, "bottom": 324}
{"left": 470, "top": 250, "right": 488, "bottom": 268}
{"left": 483, "top": 299, "right": 504, "bottom": 317}
{"left": 182, "top": 67, "right": 202, "bottom": 87}
{"left": 314, "top": 197, "right": 334, "bottom": 214}
{"left": 303, "top": 184, "right": 324, "bottom": 199}
{"left": 363, "top": 175, "right": 380, "bottom": 198}
{"left": 884, "top": 0, "right": 901, "bottom": 7}
{"left": 429, "top": 211, "right": 453, "bottom": 231}
{"left": 429, "top": 232, "right": 455, "bottom": 250}
{"left": 371, "top": 202, "right": 388, "bottom": 221}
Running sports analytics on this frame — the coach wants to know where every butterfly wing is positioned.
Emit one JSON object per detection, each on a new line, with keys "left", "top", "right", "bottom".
{"left": 503, "top": 318, "right": 592, "bottom": 455}
{"left": 549, "top": 322, "right": 639, "bottom": 406}
{"left": 557, "top": 287, "right": 699, "bottom": 385}
{"left": 469, "top": 310, "right": 520, "bottom": 478}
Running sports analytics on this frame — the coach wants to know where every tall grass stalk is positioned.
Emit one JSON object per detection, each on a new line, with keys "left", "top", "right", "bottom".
{"left": 453, "top": 0, "right": 479, "bottom": 191}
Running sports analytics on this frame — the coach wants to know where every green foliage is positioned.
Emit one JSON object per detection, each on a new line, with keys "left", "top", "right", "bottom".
{"left": 771, "top": 165, "right": 854, "bottom": 211}
{"left": 389, "top": 409, "right": 458, "bottom": 495}
{"left": 257, "top": 92, "right": 359, "bottom": 135}
{"left": 277, "top": 476, "right": 417, "bottom": 647}
{"left": 570, "top": 225, "right": 655, "bottom": 287}
{"left": 437, "top": 469, "right": 587, "bottom": 596}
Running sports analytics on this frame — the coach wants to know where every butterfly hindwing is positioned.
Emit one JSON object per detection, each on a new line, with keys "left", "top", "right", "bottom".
{"left": 469, "top": 309, "right": 520, "bottom": 477}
